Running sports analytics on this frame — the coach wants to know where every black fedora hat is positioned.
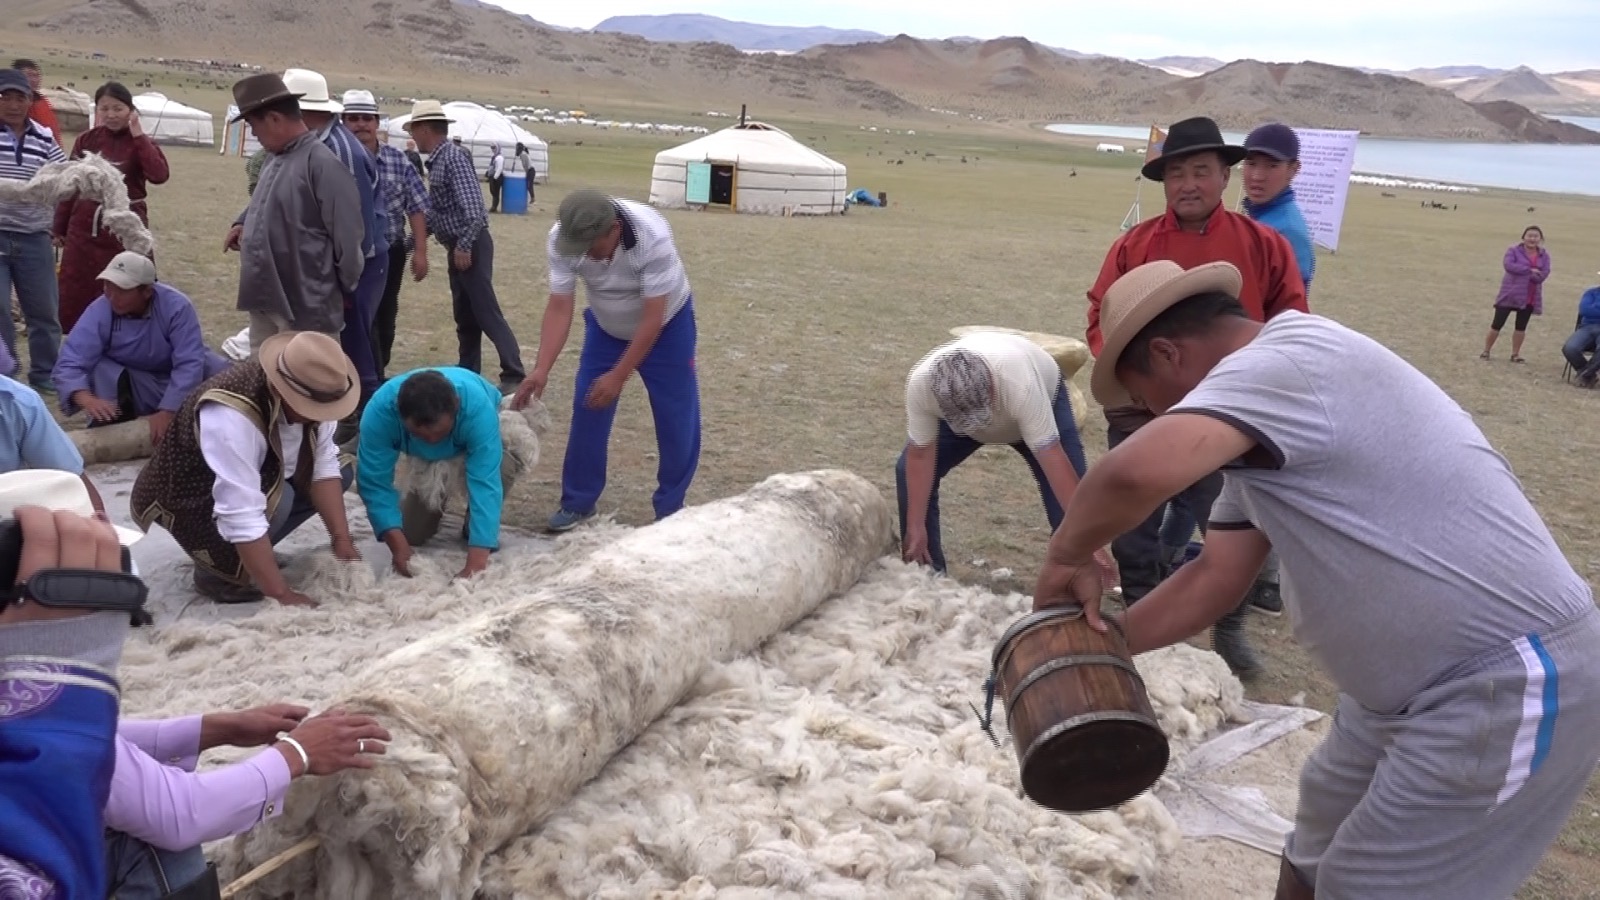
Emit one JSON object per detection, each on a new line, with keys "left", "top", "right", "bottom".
{"left": 1141, "top": 116, "right": 1247, "bottom": 181}
{"left": 230, "top": 72, "right": 303, "bottom": 123}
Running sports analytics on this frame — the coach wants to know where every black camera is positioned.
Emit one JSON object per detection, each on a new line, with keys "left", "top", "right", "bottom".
{"left": 0, "top": 518, "right": 151, "bottom": 626}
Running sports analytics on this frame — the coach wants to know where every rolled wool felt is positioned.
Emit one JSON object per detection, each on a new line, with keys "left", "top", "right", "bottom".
{"left": 69, "top": 417, "right": 155, "bottom": 465}
{"left": 218, "top": 469, "right": 896, "bottom": 900}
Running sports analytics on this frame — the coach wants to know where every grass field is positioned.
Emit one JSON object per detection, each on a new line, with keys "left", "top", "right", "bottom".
{"left": 19, "top": 48, "right": 1600, "bottom": 897}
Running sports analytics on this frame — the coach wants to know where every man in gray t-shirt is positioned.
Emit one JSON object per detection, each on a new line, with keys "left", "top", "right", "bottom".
{"left": 1034, "top": 260, "right": 1600, "bottom": 900}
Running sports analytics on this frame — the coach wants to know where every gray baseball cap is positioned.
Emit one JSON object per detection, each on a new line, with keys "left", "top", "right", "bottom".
{"left": 556, "top": 190, "right": 618, "bottom": 257}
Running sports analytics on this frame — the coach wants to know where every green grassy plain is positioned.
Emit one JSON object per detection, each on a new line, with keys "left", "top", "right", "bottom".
{"left": 19, "top": 47, "right": 1600, "bottom": 898}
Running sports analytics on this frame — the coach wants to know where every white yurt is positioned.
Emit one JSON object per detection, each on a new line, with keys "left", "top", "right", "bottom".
{"left": 387, "top": 102, "right": 548, "bottom": 183}
{"left": 219, "top": 105, "right": 261, "bottom": 157}
{"left": 650, "top": 122, "right": 846, "bottom": 216}
{"left": 40, "top": 87, "right": 92, "bottom": 136}
{"left": 133, "top": 93, "right": 214, "bottom": 147}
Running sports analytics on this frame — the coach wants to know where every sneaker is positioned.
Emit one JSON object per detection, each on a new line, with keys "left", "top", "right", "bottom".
{"left": 546, "top": 508, "right": 595, "bottom": 533}
{"left": 1249, "top": 580, "right": 1284, "bottom": 617}
{"left": 194, "top": 569, "right": 264, "bottom": 604}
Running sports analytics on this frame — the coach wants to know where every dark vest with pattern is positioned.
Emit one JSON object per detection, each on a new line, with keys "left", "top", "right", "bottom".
{"left": 130, "top": 362, "right": 311, "bottom": 584}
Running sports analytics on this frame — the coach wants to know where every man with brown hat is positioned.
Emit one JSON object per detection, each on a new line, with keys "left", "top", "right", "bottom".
{"left": 1083, "top": 115, "right": 1308, "bottom": 678}
{"left": 222, "top": 73, "right": 364, "bottom": 360}
{"left": 130, "top": 331, "right": 362, "bottom": 605}
{"left": 1036, "top": 259, "right": 1600, "bottom": 900}
{"left": 403, "top": 100, "right": 524, "bottom": 394}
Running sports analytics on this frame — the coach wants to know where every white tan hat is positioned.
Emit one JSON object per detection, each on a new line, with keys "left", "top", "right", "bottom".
{"left": 0, "top": 469, "right": 143, "bottom": 546}
{"left": 340, "top": 89, "right": 379, "bottom": 116}
{"left": 97, "top": 251, "right": 156, "bottom": 290}
{"left": 282, "top": 68, "right": 341, "bottom": 114}
{"left": 1091, "top": 260, "right": 1244, "bottom": 409}
{"left": 403, "top": 99, "right": 453, "bottom": 131}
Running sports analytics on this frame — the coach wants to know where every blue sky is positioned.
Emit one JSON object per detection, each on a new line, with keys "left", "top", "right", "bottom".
{"left": 499, "top": 0, "right": 1597, "bottom": 72}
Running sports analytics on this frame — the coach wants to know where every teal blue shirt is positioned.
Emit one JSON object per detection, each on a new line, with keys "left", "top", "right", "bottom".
{"left": 358, "top": 367, "right": 505, "bottom": 549}
{"left": 1243, "top": 187, "right": 1315, "bottom": 292}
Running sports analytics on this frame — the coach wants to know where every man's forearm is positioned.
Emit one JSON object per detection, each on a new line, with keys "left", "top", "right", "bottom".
{"left": 1121, "top": 557, "right": 1254, "bottom": 654}
{"left": 309, "top": 477, "right": 350, "bottom": 542}
{"left": 237, "top": 538, "right": 289, "bottom": 597}
{"left": 1035, "top": 444, "right": 1082, "bottom": 516}
{"left": 1046, "top": 464, "right": 1168, "bottom": 565}
{"left": 903, "top": 444, "right": 936, "bottom": 531}
{"left": 533, "top": 299, "right": 574, "bottom": 375}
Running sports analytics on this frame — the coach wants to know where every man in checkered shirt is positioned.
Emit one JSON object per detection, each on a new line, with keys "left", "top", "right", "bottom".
{"left": 341, "top": 90, "right": 429, "bottom": 382}
{"left": 401, "top": 100, "right": 523, "bottom": 393}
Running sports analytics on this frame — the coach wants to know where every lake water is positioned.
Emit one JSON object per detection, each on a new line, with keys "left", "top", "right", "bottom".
{"left": 1045, "top": 121, "right": 1600, "bottom": 197}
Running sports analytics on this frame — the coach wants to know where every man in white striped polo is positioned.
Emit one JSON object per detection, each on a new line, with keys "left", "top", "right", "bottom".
{"left": 0, "top": 67, "right": 65, "bottom": 392}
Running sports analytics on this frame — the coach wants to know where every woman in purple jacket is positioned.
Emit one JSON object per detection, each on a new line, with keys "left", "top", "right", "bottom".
{"left": 1481, "top": 225, "right": 1550, "bottom": 363}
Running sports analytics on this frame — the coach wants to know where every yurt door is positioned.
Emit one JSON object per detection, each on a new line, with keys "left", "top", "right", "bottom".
{"left": 709, "top": 161, "right": 737, "bottom": 208}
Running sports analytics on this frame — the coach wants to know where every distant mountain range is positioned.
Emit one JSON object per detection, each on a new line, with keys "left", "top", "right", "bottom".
{"left": 589, "top": 13, "right": 1600, "bottom": 115}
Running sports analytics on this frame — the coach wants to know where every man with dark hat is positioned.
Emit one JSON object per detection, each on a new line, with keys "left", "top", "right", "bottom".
{"left": 222, "top": 73, "right": 364, "bottom": 360}
{"left": 1083, "top": 115, "right": 1307, "bottom": 678}
{"left": 1037, "top": 259, "right": 1600, "bottom": 900}
{"left": 402, "top": 100, "right": 524, "bottom": 394}
{"left": 511, "top": 189, "right": 699, "bottom": 532}
{"left": 130, "top": 331, "right": 362, "bottom": 606}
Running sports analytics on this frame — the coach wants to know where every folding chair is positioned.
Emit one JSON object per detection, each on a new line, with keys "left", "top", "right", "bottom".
{"left": 1563, "top": 311, "right": 1583, "bottom": 383}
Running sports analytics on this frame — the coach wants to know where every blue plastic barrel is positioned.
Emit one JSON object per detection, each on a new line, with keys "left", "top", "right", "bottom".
{"left": 501, "top": 172, "right": 528, "bottom": 215}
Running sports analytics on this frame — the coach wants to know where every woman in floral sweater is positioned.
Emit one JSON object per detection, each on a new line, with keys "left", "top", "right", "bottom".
{"left": 52, "top": 81, "right": 169, "bottom": 334}
{"left": 1481, "top": 225, "right": 1551, "bottom": 363}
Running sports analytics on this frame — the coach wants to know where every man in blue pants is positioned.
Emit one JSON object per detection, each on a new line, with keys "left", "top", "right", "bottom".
{"left": 896, "top": 331, "right": 1107, "bottom": 575}
{"left": 512, "top": 189, "right": 699, "bottom": 531}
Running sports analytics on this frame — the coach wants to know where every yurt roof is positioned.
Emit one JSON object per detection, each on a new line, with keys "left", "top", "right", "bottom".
{"left": 656, "top": 122, "right": 844, "bottom": 174}
{"left": 388, "top": 102, "right": 546, "bottom": 149}
{"left": 133, "top": 92, "right": 211, "bottom": 120}
{"left": 41, "top": 86, "right": 93, "bottom": 117}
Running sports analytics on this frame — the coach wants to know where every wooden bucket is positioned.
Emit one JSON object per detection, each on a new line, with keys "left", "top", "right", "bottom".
{"left": 991, "top": 606, "right": 1169, "bottom": 812}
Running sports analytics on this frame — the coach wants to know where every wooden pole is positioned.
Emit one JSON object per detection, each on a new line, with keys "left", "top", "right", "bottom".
{"left": 219, "top": 836, "right": 321, "bottom": 899}
{"left": 69, "top": 418, "right": 154, "bottom": 466}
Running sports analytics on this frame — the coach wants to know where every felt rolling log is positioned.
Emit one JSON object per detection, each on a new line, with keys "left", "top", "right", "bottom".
{"left": 221, "top": 469, "right": 896, "bottom": 900}
{"left": 69, "top": 418, "right": 155, "bottom": 465}
{"left": 990, "top": 606, "right": 1169, "bottom": 813}
{"left": 949, "top": 326, "right": 1092, "bottom": 429}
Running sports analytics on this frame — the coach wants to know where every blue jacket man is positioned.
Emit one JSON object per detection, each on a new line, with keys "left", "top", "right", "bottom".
{"left": 1241, "top": 123, "right": 1316, "bottom": 292}
{"left": 358, "top": 367, "right": 506, "bottom": 579}
{"left": 1562, "top": 284, "right": 1600, "bottom": 385}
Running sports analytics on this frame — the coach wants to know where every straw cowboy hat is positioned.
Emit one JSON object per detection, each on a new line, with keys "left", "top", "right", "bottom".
{"left": 229, "top": 72, "right": 302, "bottom": 122}
{"left": 403, "top": 99, "right": 453, "bottom": 132}
{"left": 258, "top": 332, "right": 360, "bottom": 422}
{"left": 1141, "top": 116, "right": 1247, "bottom": 182}
{"left": 0, "top": 469, "right": 143, "bottom": 546}
{"left": 1091, "top": 260, "right": 1243, "bottom": 408}
{"left": 340, "top": 89, "right": 379, "bottom": 116}
{"left": 281, "top": 68, "right": 342, "bottom": 114}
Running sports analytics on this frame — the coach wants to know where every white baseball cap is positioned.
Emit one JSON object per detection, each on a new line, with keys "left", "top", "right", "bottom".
{"left": 0, "top": 470, "right": 143, "bottom": 546}
{"left": 97, "top": 251, "right": 156, "bottom": 290}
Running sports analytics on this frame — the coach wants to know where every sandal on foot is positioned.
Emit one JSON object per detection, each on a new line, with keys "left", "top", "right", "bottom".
{"left": 1510, "top": 356, "right": 1527, "bottom": 363}
{"left": 1479, "top": 351, "right": 1491, "bottom": 359}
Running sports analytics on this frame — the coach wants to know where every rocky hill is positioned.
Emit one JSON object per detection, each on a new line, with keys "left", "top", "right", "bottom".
{"left": 12, "top": 0, "right": 1597, "bottom": 142}
{"left": 1451, "top": 66, "right": 1600, "bottom": 115}
{"left": 593, "top": 13, "right": 886, "bottom": 52}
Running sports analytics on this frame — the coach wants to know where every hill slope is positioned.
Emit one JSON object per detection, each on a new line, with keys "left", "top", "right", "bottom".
{"left": 593, "top": 13, "right": 885, "bottom": 52}
{"left": 1450, "top": 66, "right": 1600, "bottom": 115}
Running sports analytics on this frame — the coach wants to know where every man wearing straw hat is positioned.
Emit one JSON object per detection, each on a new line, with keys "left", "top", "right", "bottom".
{"left": 130, "top": 332, "right": 362, "bottom": 605}
{"left": 1036, "top": 260, "right": 1600, "bottom": 900}
{"left": 403, "top": 100, "right": 525, "bottom": 394}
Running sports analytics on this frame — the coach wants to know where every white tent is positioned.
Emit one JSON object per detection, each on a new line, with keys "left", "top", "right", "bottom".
{"left": 386, "top": 102, "right": 548, "bottom": 183}
{"left": 134, "top": 93, "right": 214, "bottom": 147}
{"left": 219, "top": 105, "right": 261, "bottom": 157}
{"left": 650, "top": 122, "right": 846, "bottom": 216}
{"left": 40, "top": 87, "right": 92, "bottom": 137}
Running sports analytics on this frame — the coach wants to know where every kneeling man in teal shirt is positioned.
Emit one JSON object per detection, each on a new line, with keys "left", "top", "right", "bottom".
{"left": 358, "top": 367, "right": 507, "bottom": 578}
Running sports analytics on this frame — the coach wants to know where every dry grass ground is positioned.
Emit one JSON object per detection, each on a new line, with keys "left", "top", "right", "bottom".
{"left": 17, "top": 49, "right": 1600, "bottom": 897}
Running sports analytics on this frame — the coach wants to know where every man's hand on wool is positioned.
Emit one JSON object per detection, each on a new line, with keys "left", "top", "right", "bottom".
{"left": 456, "top": 547, "right": 490, "bottom": 581}
{"left": 511, "top": 370, "right": 547, "bottom": 410}
{"left": 901, "top": 525, "right": 933, "bottom": 566}
{"left": 384, "top": 531, "right": 415, "bottom": 577}
{"left": 584, "top": 370, "right": 627, "bottom": 410}
{"left": 74, "top": 391, "right": 120, "bottom": 423}
{"left": 146, "top": 410, "right": 175, "bottom": 445}
{"left": 330, "top": 534, "right": 361, "bottom": 562}
{"left": 214, "top": 703, "right": 309, "bottom": 748}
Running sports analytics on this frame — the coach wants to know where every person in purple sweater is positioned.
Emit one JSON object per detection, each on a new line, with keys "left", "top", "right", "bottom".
{"left": 1481, "top": 225, "right": 1550, "bottom": 363}
{"left": 103, "top": 703, "right": 392, "bottom": 897}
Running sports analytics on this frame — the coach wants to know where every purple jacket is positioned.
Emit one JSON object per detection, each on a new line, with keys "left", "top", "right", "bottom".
{"left": 1494, "top": 244, "right": 1550, "bottom": 315}
{"left": 106, "top": 716, "right": 292, "bottom": 850}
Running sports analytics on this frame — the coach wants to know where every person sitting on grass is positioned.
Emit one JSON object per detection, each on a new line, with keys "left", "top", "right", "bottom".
{"left": 53, "top": 251, "right": 231, "bottom": 446}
